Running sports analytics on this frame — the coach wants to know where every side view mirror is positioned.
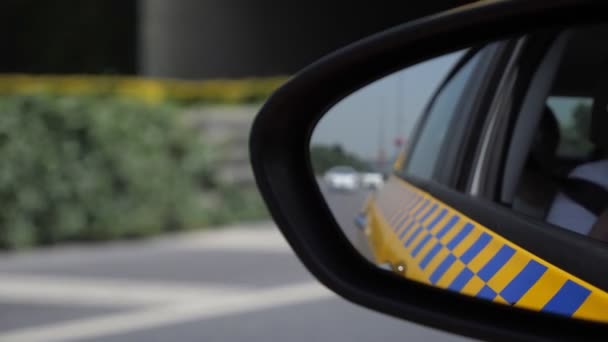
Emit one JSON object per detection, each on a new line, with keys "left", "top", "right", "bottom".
{"left": 250, "top": 1, "right": 608, "bottom": 340}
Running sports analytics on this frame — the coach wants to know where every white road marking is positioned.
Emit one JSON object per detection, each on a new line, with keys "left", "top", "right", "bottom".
{"left": 0, "top": 225, "right": 333, "bottom": 341}
{"left": 0, "top": 281, "right": 333, "bottom": 342}
{"left": 0, "top": 273, "right": 244, "bottom": 307}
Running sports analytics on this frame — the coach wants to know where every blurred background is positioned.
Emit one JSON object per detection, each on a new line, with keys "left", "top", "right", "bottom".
{"left": 0, "top": 1, "right": 472, "bottom": 341}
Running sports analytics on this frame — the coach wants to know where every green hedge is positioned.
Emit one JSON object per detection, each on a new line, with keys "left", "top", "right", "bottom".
{"left": 211, "top": 185, "right": 269, "bottom": 225}
{"left": 0, "top": 95, "right": 217, "bottom": 248}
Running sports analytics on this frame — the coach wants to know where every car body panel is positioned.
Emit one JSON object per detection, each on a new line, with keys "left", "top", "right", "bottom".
{"left": 364, "top": 176, "right": 608, "bottom": 322}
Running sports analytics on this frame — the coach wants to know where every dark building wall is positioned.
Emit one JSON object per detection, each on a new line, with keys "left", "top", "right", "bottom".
{"left": 0, "top": 0, "right": 137, "bottom": 74}
{"left": 0, "top": 1, "right": 471, "bottom": 78}
{"left": 139, "top": 1, "right": 471, "bottom": 79}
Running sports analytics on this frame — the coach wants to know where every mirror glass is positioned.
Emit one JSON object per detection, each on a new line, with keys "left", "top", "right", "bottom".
{"left": 310, "top": 23, "right": 608, "bottom": 323}
{"left": 311, "top": 52, "right": 464, "bottom": 262}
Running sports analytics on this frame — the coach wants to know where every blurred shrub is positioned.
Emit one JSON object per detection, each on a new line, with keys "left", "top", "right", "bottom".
{"left": 211, "top": 185, "right": 269, "bottom": 225}
{"left": 0, "top": 95, "right": 216, "bottom": 248}
{"left": 0, "top": 74, "right": 287, "bottom": 105}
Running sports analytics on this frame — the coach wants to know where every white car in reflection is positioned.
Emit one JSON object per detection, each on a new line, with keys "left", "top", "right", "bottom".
{"left": 323, "top": 166, "right": 360, "bottom": 191}
{"left": 360, "top": 172, "right": 384, "bottom": 190}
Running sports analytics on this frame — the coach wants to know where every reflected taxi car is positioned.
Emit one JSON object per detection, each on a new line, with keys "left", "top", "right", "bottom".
{"left": 359, "top": 24, "right": 608, "bottom": 323}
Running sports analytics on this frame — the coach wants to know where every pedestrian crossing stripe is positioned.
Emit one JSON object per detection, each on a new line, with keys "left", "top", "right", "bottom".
{"left": 363, "top": 176, "right": 608, "bottom": 322}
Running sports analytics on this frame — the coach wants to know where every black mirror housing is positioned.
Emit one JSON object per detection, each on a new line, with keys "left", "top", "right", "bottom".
{"left": 250, "top": 1, "right": 608, "bottom": 340}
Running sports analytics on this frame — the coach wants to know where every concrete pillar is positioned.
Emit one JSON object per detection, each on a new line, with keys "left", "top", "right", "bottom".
{"left": 138, "top": 0, "right": 470, "bottom": 79}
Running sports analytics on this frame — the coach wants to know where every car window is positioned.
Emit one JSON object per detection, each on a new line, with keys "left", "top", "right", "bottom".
{"left": 546, "top": 96, "right": 594, "bottom": 160}
{"left": 506, "top": 24, "right": 608, "bottom": 241}
{"left": 403, "top": 52, "right": 482, "bottom": 181}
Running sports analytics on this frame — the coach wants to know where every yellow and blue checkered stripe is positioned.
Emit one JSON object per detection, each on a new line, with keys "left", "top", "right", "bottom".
{"left": 366, "top": 176, "right": 608, "bottom": 322}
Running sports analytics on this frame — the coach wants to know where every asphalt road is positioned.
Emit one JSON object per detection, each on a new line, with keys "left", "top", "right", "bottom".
{"left": 318, "top": 183, "right": 375, "bottom": 260}
{"left": 0, "top": 222, "right": 472, "bottom": 341}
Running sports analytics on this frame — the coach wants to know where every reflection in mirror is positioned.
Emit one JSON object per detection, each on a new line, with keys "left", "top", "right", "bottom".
{"left": 311, "top": 23, "right": 608, "bottom": 324}
{"left": 310, "top": 51, "right": 463, "bottom": 262}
